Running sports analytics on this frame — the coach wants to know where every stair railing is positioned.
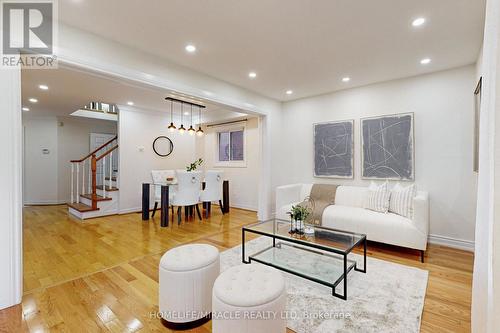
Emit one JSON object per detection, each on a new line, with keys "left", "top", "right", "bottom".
{"left": 70, "top": 135, "right": 118, "bottom": 209}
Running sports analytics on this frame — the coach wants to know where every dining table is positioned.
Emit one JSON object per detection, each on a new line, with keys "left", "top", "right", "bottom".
{"left": 141, "top": 180, "right": 229, "bottom": 227}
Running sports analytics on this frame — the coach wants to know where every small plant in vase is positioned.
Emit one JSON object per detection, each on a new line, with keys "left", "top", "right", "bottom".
{"left": 186, "top": 158, "right": 203, "bottom": 171}
{"left": 287, "top": 205, "right": 311, "bottom": 235}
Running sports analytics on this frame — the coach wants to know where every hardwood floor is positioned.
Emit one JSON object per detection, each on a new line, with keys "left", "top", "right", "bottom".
{"left": 0, "top": 205, "right": 473, "bottom": 332}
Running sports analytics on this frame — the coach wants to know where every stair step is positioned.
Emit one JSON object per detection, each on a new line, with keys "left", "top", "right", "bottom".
{"left": 80, "top": 194, "right": 113, "bottom": 202}
{"left": 105, "top": 176, "right": 117, "bottom": 181}
{"left": 67, "top": 202, "right": 99, "bottom": 212}
{"left": 96, "top": 185, "right": 119, "bottom": 191}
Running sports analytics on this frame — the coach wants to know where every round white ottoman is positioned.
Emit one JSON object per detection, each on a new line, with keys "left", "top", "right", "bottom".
{"left": 212, "top": 264, "right": 287, "bottom": 333}
{"left": 159, "top": 244, "right": 220, "bottom": 329}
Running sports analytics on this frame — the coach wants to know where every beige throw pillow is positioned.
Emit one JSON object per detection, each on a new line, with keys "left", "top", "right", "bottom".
{"left": 364, "top": 181, "right": 390, "bottom": 213}
{"left": 389, "top": 183, "right": 416, "bottom": 219}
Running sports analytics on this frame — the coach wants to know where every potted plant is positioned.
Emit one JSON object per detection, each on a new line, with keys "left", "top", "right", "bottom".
{"left": 287, "top": 205, "right": 311, "bottom": 235}
{"left": 186, "top": 158, "right": 203, "bottom": 171}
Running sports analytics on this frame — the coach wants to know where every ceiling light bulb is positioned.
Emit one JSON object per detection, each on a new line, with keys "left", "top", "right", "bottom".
{"left": 185, "top": 44, "right": 196, "bottom": 53}
{"left": 29, "top": 98, "right": 38, "bottom": 103}
{"left": 127, "top": 101, "right": 134, "bottom": 106}
{"left": 22, "top": 107, "right": 30, "bottom": 111}
{"left": 188, "top": 126, "right": 196, "bottom": 135}
{"left": 196, "top": 127, "right": 204, "bottom": 136}
{"left": 39, "top": 84, "right": 49, "bottom": 90}
{"left": 420, "top": 58, "right": 431, "bottom": 65}
{"left": 168, "top": 123, "right": 176, "bottom": 131}
{"left": 412, "top": 17, "right": 426, "bottom": 27}
{"left": 179, "top": 124, "right": 186, "bottom": 134}
{"left": 248, "top": 72, "right": 257, "bottom": 79}
{"left": 342, "top": 77, "right": 350, "bottom": 82}
{"left": 286, "top": 90, "right": 293, "bottom": 95}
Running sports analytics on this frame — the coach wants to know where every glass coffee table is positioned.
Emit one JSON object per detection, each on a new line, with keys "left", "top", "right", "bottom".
{"left": 242, "top": 219, "right": 367, "bottom": 300}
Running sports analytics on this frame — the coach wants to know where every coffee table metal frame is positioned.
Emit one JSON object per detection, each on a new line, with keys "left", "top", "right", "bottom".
{"left": 242, "top": 219, "right": 367, "bottom": 300}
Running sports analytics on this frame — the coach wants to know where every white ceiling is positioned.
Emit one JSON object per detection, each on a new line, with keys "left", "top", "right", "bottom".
{"left": 21, "top": 65, "right": 248, "bottom": 122}
{"left": 58, "top": 0, "right": 486, "bottom": 101}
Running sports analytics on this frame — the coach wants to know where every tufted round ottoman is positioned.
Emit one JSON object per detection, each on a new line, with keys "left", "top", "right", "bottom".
{"left": 212, "top": 264, "right": 287, "bottom": 333}
{"left": 159, "top": 244, "right": 220, "bottom": 329}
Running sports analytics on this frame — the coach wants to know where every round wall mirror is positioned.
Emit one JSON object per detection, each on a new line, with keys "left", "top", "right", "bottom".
{"left": 153, "top": 136, "right": 174, "bottom": 157}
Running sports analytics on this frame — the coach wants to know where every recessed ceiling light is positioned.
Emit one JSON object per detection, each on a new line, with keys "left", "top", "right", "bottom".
{"left": 342, "top": 77, "right": 351, "bottom": 82}
{"left": 39, "top": 84, "right": 49, "bottom": 90}
{"left": 185, "top": 44, "right": 196, "bottom": 53}
{"left": 127, "top": 101, "right": 134, "bottom": 106}
{"left": 286, "top": 90, "right": 293, "bottom": 95}
{"left": 22, "top": 107, "right": 30, "bottom": 111}
{"left": 420, "top": 58, "right": 431, "bottom": 65}
{"left": 412, "top": 17, "right": 426, "bottom": 27}
{"left": 248, "top": 72, "right": 257, "bottom": 79}
{"left": 184, "top": 111, "right": 190, "bottom": 116}
{"left": 29, "top": 98, "right": 38, "bottom": 103}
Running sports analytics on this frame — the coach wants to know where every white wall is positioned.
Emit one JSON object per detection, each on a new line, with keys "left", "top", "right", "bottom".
{"left": 57, "top": 116, "right": 117, "bottom": 202}
{"left": 23, "top": 116, "right": 59, "bottom": 204}
{"left": 280, "top": 65, "right": 477, "bottom": 245}
{"left": 118, "top": 108, "right": 196, "bottom": 213}
{"left": 196, "top": 117, "right": 261, "bottom": 211}
{"left": 472, "top": 0, "right": 500, "bottom": 331}
{"left": 0, "top": 68, "right": 22, "bottom": 309}
{"left": 22, "top": 115, "right": 117, "bottom": 204}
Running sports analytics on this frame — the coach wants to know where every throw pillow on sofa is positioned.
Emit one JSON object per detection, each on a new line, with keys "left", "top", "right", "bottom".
{"left": 389, "top": 183, "right": 416, "bottom": 219}
{"left": 364, "top": 181, "right": 390, "bottom": 213}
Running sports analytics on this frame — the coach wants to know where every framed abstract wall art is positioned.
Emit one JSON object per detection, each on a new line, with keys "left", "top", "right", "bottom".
{"left": 361, "top": 113, "right": 414, "bottom": 180}
{"left": 313, "top": 120, "right": 354, "bottom": 178}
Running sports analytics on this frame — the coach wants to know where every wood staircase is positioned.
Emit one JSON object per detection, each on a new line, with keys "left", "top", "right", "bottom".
{"left": 67, "top": 136, "right": 119, "bottom": 219}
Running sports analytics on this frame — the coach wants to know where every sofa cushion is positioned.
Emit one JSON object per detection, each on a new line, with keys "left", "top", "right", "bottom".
{"left": 335, "top": 186, "right": 369, "bottom": 208}
{"left": 322, "top": 205, "right": 426, "bottom": 250}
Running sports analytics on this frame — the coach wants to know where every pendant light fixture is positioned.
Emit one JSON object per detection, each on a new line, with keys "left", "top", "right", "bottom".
{"left": 196, "top": 105, "right": 204, "bottom": 136}
{"left": 178, "top": 102, "right": 186, "bottom": 134}
{"left": 188, "top": 104, "right": 196, "bottom": 135}
{"left": 167, "top": 99, "right": 176, "bottom": 131}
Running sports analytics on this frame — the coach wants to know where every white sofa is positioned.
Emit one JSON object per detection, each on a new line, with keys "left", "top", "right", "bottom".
{"left": 275, "top": 184, "right": 429, "bottom": 261}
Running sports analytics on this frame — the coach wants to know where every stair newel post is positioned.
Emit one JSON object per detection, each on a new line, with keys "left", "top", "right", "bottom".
{"left": 70, "top": 163, "right": 74, "bottom": 203}
{"left": 76, "top": 163, "right": 80, "bottom": 203}
{"left": 109, "top": 152, "right": 113, "bottom": 191}
{"left": 91, "top": 154, "right": 97, "bottom": 210}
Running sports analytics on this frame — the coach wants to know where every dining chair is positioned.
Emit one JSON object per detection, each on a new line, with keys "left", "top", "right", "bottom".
{"left": 171, "top": 170, "right": 203, "bottom": 224}
{"left": 200, "top": 170, "right": 224, "bottom": 216}
{"left": 150, "top": 170, "right": 176, "bottom": 217}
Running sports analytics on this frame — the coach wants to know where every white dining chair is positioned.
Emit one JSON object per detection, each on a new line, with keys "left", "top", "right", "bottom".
{"left": 150, "top": 170, "right": 176, "bottom": 217}
{"left": 200, "top": 170, "right": 224, "bottom": 216}
{"left": 171, "top": 170, "right": 203, "bottom": 224}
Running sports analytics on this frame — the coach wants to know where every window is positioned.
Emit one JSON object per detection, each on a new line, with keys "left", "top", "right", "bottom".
{"left": 217, "top": 128, "right": 245, "bottom": 165}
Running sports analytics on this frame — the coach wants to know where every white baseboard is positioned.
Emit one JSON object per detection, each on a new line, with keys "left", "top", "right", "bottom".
{"left": 428, "top": 234, "right": 475, "bottom": 252}
{"left": 230, "top": 203, "right": 258, "bottom": 212}
{"left": 119, "top": 206, "right": 142, "bottom": 215}
{"left": 24, "top": 200, "right": 67, "bottom": 206}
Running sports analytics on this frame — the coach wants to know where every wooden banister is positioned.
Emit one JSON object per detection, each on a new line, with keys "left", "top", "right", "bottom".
{"left": 96, "top": 145, "right": 118, "bottom": 161}
{"left": 70, "top": 135, "right": 117, "bottom": 163}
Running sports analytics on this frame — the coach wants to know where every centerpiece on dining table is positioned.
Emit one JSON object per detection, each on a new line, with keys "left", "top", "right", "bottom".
{"left": 186, "top": 158, "right": 203, "bottom": 171}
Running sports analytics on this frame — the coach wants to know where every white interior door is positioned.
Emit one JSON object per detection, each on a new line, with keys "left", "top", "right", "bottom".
{"left": 90, "top": 133, "right": 117, "bottom": 183}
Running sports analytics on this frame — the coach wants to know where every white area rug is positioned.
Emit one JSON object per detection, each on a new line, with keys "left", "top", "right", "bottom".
{"left": 221, "top": 237, "right": 428, "bottom": 333}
